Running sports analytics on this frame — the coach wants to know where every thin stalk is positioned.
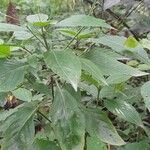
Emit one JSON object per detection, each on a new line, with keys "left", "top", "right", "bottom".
{"left": 27, "top": 26, "right": 47, "bottom": 49}
{"left": 21, "top": 46, "right": 33, "bottom": 54}
{"left": 41, "top": 27, "right": 49, "bottom": 50}
{"left": 51, "top": 77, "right": 55, "bottom": 102}
{"left": 37, "top": 110, "right": 52, "bottom": 123}
{"left": 64, "top": 27, "right": 84, "bottom": 50}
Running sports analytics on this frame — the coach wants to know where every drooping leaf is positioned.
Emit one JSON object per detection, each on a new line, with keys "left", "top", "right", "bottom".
{"left": 44, "top": 50, "right": 81, "bottom": 91}
{"left": 84, "top": 49, "right": 148, "bottom": 77}
{"left": 52, "top": 87, "right": 85, "bottom": 150}
{"left": 141, "top": 81, "right": 150, "bottom": 111}
{"left": 82, "top": 107, "right": 125, "bottom": 145}
{"left": 80, "top": 58, "right": 107, "bottom": 85}
{"left": 12, "top": 88, "right": 32, "bottom": 102}
{"left": 89, "top": 36, "right": 150, "bottom": 64}
{"left": 105, "top": 99, "right": 143, "bottom": 127}
{"left": 0, "top": 45, "right": 11, "bottom": 58}
{"left": 26, "top": 14, "right": 49, "bottom": 27}
{"left": 56, "top": 15, "right": 112, "bottom": 28}
{"left": 0, "top": 60, "right": 27, "bottom": 92}
{"left": 1, "top": 102, "right": 39, "bottom": 150}
{"left": 0, "top": 23, "right": 26, "bottom": 32}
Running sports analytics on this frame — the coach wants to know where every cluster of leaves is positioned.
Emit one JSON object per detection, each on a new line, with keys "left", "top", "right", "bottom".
{"left": 0, "top": 0, "right": 150, "bottom": 150}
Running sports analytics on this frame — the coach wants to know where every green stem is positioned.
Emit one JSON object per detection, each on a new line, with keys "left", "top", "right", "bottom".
{"left": 27, "top": 26, "right": 47, "bottom": 49}
{"left": 64, "top": 27, "right": 84, "bottom": 50}
{"left": 37, "top": 110, "right": 52, "bottom": 123}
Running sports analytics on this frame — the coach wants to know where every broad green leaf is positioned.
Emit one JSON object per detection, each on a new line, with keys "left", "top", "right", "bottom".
{"left": 12, "top": 88, "right": 32, "bottom": 102}
{"left": 56, "top": 15, "right": 112, "bottom": 28}
{"left": 26, "top": 14, "right": 49, "bottom": 27}
{"left": 44, "top": 50, "right": 81, "bottom": 91}
{"left": 0, "top": 23, "right": 26, "bottom": 32}
{"left": 82, "top": 107, "right": 125, "bottom": 145}
{"left": 33, "top": 139, "right": 61, "bottom": 150}
{"left": 0, "top": 45, "right": 11, "bottom": 58}
{"left": 124, "top": 36, "right": 138, "bottom": 48}
{"left": 89, "top": 36, "right": 150, "bottom": 64}
{"left": 0, "top": 60, "right": 27, "bottom": 92}
{"left": 84, "top": 49, "right": 149, "bottom": 77}
{"left": 80, "top": 58, "right": 107, "bottom": 85}
{"left": 1, "top": 102, "right": 39, "bottom": 150}
{"left": 87, "top": 136, "right": 107, "bottom": 150}
{"left": 141, "top": 81, "right": 150, "bottom": 111}
{"left": 104, "top": 99, "right": 143, "bottom": 127}
{"left": 52, "top": 88, "right": 85, "bottom": 150}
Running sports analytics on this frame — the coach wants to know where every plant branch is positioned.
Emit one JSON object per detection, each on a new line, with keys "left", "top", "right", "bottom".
{"left": 27, "top": 26, "right": 47, "bottom": 49}
{"left": 64, "top": 27, "right": 84, "bottom": 50}
{"left": 37, "top": 110, "right": 52, "bottom": 123}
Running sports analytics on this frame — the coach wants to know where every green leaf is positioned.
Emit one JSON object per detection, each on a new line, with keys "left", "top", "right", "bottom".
{"left": 52, "top": 87, "right": 85, "bottom": 150}
{"left": 141, "top": 81, "right": 150, "bottom": 111}
{"left": 0, "top": 60, "right": 27, "bottom": 92}
{"left": 124, "top": 36, "right": 138, "bottom": 48}
{"left": 14, "top": 31, "right": 32, "bottom": 40}
{"left": 80, "top": 58, "right": 107, "bottom": 85}
{"left": 0, "top": 45, "right": 11, "bottom": 58}
{"left": 26, "top": 14, "right": 49, "bottom": 27}
{"left": 12, "top": 88, "right": 32, "bottom": 102}
{"left": 82, "top": 107, "right": 125, "bottom": 145}
{"left": 87, "top": 136, "right": 107, "bottom": 150}
{"left": 33, "top": 139, "right": 61, "bottom": 150}
{"left": 0, "top": 23, "right": 26, "bottom": 32}
{"left": 57, "top": 28, "right": 95, "bottom": 40}
{"left": 56, "top": 15, "right": 112, "bottom": 28}
{"left": 117, "top": 140, "right": 150, "bottom": 150}
{"left": 89, "top": 36, "right": 150, "bottom": 64}
{"left": 104, "top": 99, "right": 143, "bottom": 127}
{"left": 84, "top": 49, "right": 148, "bottom": 77}
{"left": 44, "top": 50, "right": 81, "bottom": 91}
{"left": 1, "top": 102, "right": 39, "bottom": 150}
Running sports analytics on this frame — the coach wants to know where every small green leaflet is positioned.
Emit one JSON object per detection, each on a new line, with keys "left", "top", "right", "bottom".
{"left": 26, "top": 14, "right": 49, "bottom": 27}
{"left": 44, "top": 50, "right": 81, "bottom": 91}
{"left": 0, "top": 45, "right": 11, "bottom": 58}
{"left": 124, "top": 36, "right": 138, "bottom": 48}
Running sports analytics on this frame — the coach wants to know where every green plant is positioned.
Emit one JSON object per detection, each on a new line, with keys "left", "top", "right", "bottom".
{"left": 0, "top": 7, "right": 150, "bottom": 150}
